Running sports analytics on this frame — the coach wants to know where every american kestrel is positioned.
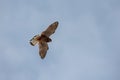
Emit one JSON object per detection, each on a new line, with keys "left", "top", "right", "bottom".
{"left": 30, "top": 21, "right": 59, "bottom": 59}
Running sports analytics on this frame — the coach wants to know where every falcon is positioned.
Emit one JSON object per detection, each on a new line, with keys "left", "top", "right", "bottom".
{"left": 30, "top": 21, "right": 59, "bottom": 59}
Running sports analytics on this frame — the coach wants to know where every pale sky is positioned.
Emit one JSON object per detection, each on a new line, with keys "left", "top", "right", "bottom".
{"left": 0, "top": 0, "right": 120, "bottom": 80}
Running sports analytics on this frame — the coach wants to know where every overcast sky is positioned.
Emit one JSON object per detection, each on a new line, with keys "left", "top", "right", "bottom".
{"left": 0, "top": 0, "right": 120, "bottom": 80}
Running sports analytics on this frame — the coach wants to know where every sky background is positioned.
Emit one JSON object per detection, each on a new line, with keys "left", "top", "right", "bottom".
{"left": 0, "top": 0, "right": 120, "bottom": 80}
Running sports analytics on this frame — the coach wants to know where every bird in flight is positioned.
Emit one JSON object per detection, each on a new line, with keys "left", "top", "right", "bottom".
{"left": 29, "top": 21, "right": 59, "bottom": 59}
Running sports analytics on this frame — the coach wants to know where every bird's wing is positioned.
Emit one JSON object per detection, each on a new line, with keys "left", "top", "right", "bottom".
{"left": 39, "top": 41, "right": 49, "bottom": 59}
{"left": 41, "top": 21, "right": 59, "bottom": 37}
{"left": 29, "top": 35, "right": 40, "bottom": 46}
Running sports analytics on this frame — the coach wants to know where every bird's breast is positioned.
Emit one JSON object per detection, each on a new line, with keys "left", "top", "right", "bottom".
{"left": 38, "top": 35, "right": 52, "bottom": 42}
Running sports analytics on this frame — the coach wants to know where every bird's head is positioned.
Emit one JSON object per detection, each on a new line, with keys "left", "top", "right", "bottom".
{"left": 30, "top": 34, "right": 40, "bottom": 46}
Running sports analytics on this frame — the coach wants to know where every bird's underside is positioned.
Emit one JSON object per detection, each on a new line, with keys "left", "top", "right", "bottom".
{"left": 30, "top": 21, "right": 59, "bottom": 59}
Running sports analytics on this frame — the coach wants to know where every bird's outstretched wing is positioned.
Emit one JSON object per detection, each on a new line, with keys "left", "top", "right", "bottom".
{"left": 29, "top": 21, "right": 59, "bottom": 59}
{"left": 41, "top": 21, "right": 59, "bottom": 37}
{"left": 39, "top": 41, "right": 49, "bottom": 59}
